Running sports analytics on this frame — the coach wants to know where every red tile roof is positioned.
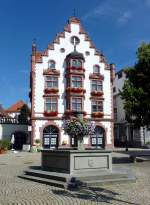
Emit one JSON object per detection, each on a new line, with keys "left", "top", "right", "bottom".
{"left": 6, "top": 100, "right": 25, "bottom": 113}
{"left": 0, "top": 105, "right": 9, "bottom": 117}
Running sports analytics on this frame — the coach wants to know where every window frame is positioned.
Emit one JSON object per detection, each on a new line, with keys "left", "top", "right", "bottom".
{"left": 93, "top": 65, "right": 100, "bottom": 74}
{"left": 48, "top": 60, "right": 56, "bottom": 69}
{"left": 71, "top": 59, "right": 82, "bottom": 68}
{"left": 45, "top": 76, "right": 58, "bottom": 88}
{"left": 71, "top": 76, "right": 82, "bottom": 88}
{"left": 44, "top": 97, "right": 58, "bottom": 112}
{"left": 91, "top": 100, "right": 103, "bottom": 112}
{"left": 71, "top": 97, "right": 83, "bottom": 112}
{"left": 91, "top": 80, "right": 103, "bottom": 91}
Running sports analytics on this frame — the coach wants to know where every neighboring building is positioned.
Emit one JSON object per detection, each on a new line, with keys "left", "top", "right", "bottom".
{"left": 0, "top": 101, "right": 30, "bottom": 150}
{"left": 6, "top": 100, "right": 25, "bottom": 118}
{"left": 113, "top": 69, "right": 150, "bottom": 147}
{"left": 30, "top": 17, "right": 115, "bottom": 149}
{"left": 0, "top": 104, "right": 9, "bottom": 117}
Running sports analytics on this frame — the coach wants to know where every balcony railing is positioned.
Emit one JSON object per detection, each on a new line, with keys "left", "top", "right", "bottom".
{"left": 0, "top": 117, "right": 29, "bottom": 124}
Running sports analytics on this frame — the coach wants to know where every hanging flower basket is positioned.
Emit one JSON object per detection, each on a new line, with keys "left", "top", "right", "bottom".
{"left": 63, "top": 119, "right": 95, "bottom": 150}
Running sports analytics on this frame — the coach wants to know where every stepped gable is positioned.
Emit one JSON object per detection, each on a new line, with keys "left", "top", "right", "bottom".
{"left": 33, "top": 17, "right": 109, "bottom": 68}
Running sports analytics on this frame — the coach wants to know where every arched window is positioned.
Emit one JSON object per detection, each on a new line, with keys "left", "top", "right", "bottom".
{"left": 72, "top": 59, "right": 82, "bottom": 68}
{"left": 93, "top": 65, "right": 100, "bottom": 74}
{"left": 43, "top": 125, "right": 59, "bottom": 149}
{"left": 77, "top": 60, "right": 82, "bottom": 68}
{"left": 72, "top": 59, "right": 77, "bottom": 67}
{"left": 48, "top": 60, "right": 55, "bottom": 69}
{"left": 91, "top": 126, "right": 105, "bottom": 148}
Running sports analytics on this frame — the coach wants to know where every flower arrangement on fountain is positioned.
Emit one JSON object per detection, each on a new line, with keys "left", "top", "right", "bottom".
{"left": 63, "top": 119, "right": 95, "bottom": 150}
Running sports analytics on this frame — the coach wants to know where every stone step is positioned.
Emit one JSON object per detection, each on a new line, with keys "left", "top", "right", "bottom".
{"left": 74, "top": 172, "right": 128, "bottom": 181}
{"left": 25, "top": 169, "right": 68, "bottom": 182}
{"left": 25, "top": 169, "right": 129, "bottom": 182}
{"left": 20, "top": 175, "right": 67, "bottom": 188}
{"left": 85, "top": 175, "right": 136, "bottom": 186}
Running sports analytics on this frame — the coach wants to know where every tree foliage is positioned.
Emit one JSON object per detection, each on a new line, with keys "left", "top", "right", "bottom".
{"left": 120, "top": 42, "right": 150, "bottom": 127}
{"left": 18, "top": 104, "right": 31, "bottom": 123}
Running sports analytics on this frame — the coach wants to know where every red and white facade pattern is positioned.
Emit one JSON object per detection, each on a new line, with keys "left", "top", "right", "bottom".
{"left": 30, "top": 17, "right": 115, "bottom": 149}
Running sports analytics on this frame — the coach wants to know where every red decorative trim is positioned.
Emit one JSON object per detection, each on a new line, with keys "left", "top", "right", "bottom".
{"left": 89, "top": 73, "right": 104, "bottom": 80}
{"left": 44, "top": 111, "right": 58, "bottom": 117}
{"left": 91, "top": 91, "right": 103, "bottom": 97}
{"left": 91, "top": 112, "right": 104, "bottom": 118}
{"left": 43, "top": 94, "right": 59, "bottom": 97}
{"left": 43, "top": 69, "right": 60, "bottom": 76}
{"left": 48, "top": 43, "right": 54, "bottom": 50}
{"left": 44, "top": 88, "right": 59, "bottom": 94}
{"left": 66, "top": 66, "right": 85, "bottom": 72}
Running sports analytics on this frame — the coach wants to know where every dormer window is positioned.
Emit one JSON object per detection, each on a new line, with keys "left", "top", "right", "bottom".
{"left": 72, "top": 59, "right": 82, "bottom": 68}
{"left": 93, "top": 65, "right": 100, "bottom": 74}
{"left": 48, "top": 60, "right": 55, "bottom": 69}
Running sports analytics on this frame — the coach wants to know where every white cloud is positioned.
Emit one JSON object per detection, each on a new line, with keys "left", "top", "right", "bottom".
{"left": 118, "top": 11, "right": 132, "bottom": 24}
{"left": 82, "top": 0, "right": 132, "bottom": 25}
{"left": 145, "top": 0, "right": 150, "bottom": 6}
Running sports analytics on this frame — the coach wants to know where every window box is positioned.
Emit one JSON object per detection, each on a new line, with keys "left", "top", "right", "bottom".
{"left": 66, "top": 87, "right": 86, "bottom": 93}
{"left": 89, "top": 73, "right": 104, "bottom": 80}
{"left": 65, "top": 110, "right": 87, "bottom": 116}
{"left": 44, "top": 88, "right": 59, "bottom": 94}
{"left": 92, "top": 112, "right": 104, "bottom": 118}
{"left": 43, "top": 69, "right": 60, "bottom": 76}
{"left": 91, "top": 91, "right": 103, "bottom": 96}
{"left": 44, "top": 111, "right": 58, "bottom": 117}
{"left": 66, "top": 67, "right": 85, "bottom": 72}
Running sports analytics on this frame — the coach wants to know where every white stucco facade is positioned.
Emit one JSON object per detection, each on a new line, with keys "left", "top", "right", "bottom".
{"left": 31, "top": 17, "right": 114, "bottom": 149}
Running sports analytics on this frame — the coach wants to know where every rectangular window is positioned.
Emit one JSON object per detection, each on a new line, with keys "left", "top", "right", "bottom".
{"left": 45, "top": 97, "right": 57, "bottom": 112}
{"left": 91, "top": 80, "right": 103, "bottom": 91}
{"left": 45, "top": 76, "right": 58, "bottom": 88}
{"left": 72, "top": 76, "right": 82, "bottom": 88}
{"left": 72, "top": 98, "right": 82, "bottom": 111}
{"left": 92, "top": 101, "right": 103, "bottom": 112}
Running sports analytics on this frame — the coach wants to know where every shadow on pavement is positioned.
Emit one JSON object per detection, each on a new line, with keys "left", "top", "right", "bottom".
{"left": 52, "top": 186, "right": 140, "bottom": 204}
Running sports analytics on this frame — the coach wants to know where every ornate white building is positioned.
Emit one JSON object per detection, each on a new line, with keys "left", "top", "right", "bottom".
{"left": 30, "top": 17, "right": 115, "bottom": 149}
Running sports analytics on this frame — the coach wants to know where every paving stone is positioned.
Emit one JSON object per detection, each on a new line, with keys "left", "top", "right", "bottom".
{"left": 0, "top": 152, "right": 150, "bottom": 204}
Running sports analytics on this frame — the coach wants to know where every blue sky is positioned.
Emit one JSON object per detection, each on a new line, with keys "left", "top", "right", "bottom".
{"left": 0, "top": 0, "right": 150, "bottom": 108}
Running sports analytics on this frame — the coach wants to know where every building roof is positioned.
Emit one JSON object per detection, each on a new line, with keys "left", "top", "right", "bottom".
{"left": 0, "top": 104, "right": 9, "bottom": 117}
{"left": 66, "top": 49, "right": 85, "bottom": 60}
{"left": 6, "top": 100, "right": 25, "bottom": 113}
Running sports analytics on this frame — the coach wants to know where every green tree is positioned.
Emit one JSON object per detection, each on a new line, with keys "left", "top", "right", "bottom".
{"left": 120, "top": 42, "right": 150, "bottom": 127}
{"left": 18, "top": 104, "right": 31, "bottom": 123}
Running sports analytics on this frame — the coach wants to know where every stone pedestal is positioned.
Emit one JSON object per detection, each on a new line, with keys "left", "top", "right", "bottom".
{"left": 41, "top": 149, "right": 112, "bottom": 175}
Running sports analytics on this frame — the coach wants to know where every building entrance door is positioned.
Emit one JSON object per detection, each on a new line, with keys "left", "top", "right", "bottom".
{"left": 13, "top": 132, "right": 27, "bottom": 150}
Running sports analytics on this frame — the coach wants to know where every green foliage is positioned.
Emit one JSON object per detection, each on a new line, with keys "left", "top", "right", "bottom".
{"left": 18, "top": 104, "right": 31, "bottom": 123}
{"left": 120, "top": 42, "right": 150, "bottom": 127}
{"left": 35, "top": 139, "right": 40, "bottom": 144}
{"left": 0, "top": 139, "right": 11, "bottom": 150}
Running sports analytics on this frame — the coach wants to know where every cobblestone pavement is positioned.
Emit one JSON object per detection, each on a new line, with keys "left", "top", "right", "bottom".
{"left": 0, "top": 152, "right": 150, "bottom": 205}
